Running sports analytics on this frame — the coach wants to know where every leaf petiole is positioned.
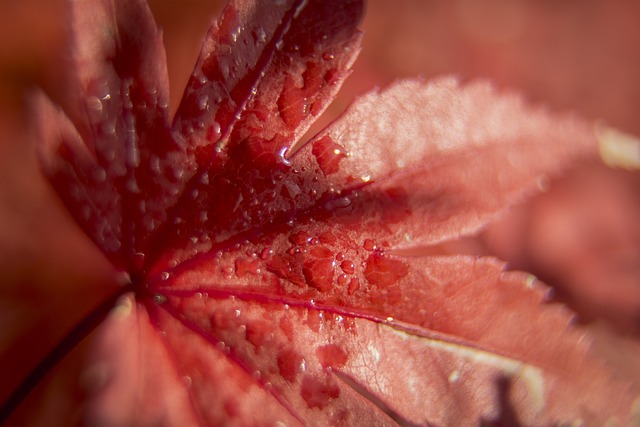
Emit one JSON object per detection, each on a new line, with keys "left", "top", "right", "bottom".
{"left": 0, "top": 283, "right": 134, "bottom": 424}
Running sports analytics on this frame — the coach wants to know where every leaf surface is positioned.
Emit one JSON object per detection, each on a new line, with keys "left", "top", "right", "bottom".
{"left": 31, "top": 0, "right": 638, "bottom": 425}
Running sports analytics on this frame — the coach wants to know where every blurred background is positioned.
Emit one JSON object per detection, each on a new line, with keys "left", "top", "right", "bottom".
{"left": 1, "top": 0, "right": 639, "bottom": 424}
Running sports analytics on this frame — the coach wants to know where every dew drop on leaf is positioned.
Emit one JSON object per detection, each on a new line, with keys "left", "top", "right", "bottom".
{"left": 152, "top": 294, "right": 167, "bottom": 304}
{"left": 364, "top": 253, "right": 409, "bottom": 287}
{"left": 245, "top": 320, "right": 272, "bottom": 349}
{"left": 302, "top": 257, "right": 336, "bottom": 292}
{"left": 347, "top": 277, "right": 360, "bottom": 295}
{"left": 259, "top": 247, "right": 273, "bottom": 260}
{"left": 337, "top": 274, "right": 349, "bottom": 286}
{"left": 234, "top": 257, "right": 260, "bottom": 277}
{"left": 86, "top": 96, "right": 103, "bottom": 113}
{"left": 316, "top": 344, "right": 348, "bottom": 369}
{"left": 206, "top": 122, "right": 221, "bottom": 142}
{"left": 318, "top": 231, "right": 337, "bottom": 245}
{"left": 277, "top": 348, "right": 304, "bottom": 383}
{"left": 324, "top": 196, "right": 352, "bottom": 211}
{"left": 278, "top": 76, "right": 309, "bottom": 130}
{"left": 279, "top": 317, "right": 294, "bottom": 342}
{"left": 289, "top": 231, "right": 310, "bottom": 246}
{"left": 363, "top": 239, "right": 376, "bottom": 251}
{"left": 340, "top": 260, "right": 355, "bottom": 274}
{"left": 300, "top": 375, "right": 340, "bottom": 409}
{"left": 312, "top": 135, "right": 348, "bottom": 175}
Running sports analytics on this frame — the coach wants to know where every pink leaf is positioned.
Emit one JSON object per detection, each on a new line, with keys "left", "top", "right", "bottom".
{"left": 17, "top": 0, "right": 639, "bottom": 425}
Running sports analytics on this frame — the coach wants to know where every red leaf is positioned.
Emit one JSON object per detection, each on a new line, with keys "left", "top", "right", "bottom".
{"left": 12, "top": 0, "right": 639, "bottom": 425}
{"left": 36, "top": 0, "right": 188, "bottom": 272}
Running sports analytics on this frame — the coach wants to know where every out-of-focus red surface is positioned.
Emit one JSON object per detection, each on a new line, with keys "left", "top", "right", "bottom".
{"left": 355, "top": 0, "right": 640, "bottom": 338}
{"left": 0, "top": 0, "right": 638, "bottom": 424}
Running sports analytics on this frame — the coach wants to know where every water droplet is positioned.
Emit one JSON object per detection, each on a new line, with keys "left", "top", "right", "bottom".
{"left": 197, "top": 94, "right": 209, "bottom": 110}
{"left": 218, "top": 60, "right": 230, "bottom": 80}
{"left": 144, "top": 218, "right": 156, "bottom": 232}
{"left": 207, "top": 122, "right": 222, "bottom": 141}
{"left": 324, "top": 196, "right": 351, "bottom": 210}
{"left": 86, "top": 96, "right": 103, "bottom": 112}
{"left": 287, "top": 246, "right": 301, "bottom": 256}
{"left": 364, "top": 253, "right": 409, "bottom": 287}
{"left": 149, "top": 156, "right": 161, "bottom": 173}
{"left": 309, "top": 246, "right": 333, "bottom": 258}
{"left": 230, "top": 25, "right": 243, "bottom": 43}
{"left": 536, "top": 176, "right": 550, "bottom": 192}
{"left": 347, "top": 278, "right": 360, "bottom": 295}
{"left": 301, "top": 375, "right": 340, "bottom": 409}
{"left": 235, "top": 258, "right": 261, "bottom": 277}
{"left": 160, "top": 272, "right": 170, "bottom": 280}
{"left": 200, "top": 172, "right": 210, "bottom": 185}
{"left": 340, "top": 260, "right": 355, "bottom": 274}
{"left": 316, "top": 344, "right": 348, "bottom": 369}
{"left": 127, "top": 140, "right": 140, "bottom": 168}
{"left": 222, "top": 266, "right": 234, "bottom": 277}
{"left": 303, "top": 257, "right": 336, "bottom": 292}
{"left": 256, "top": 27, "right": 267, "bottom": 43}
{"left": 174, "top": 167, "right": 186, "bottom": 180}
{"left": 131, "top": 252, "right": 145, "bottom": 268}
{"left": 312, "top": 136, "right": 348, "bottom": 175}
{"left": 126, "top": 178, "right": 140, "bottom": 193}
{"left": 153, "top": 294, "right": 167, "bottom": 304}
{"left": 277, "top": 77, "right": 309, "bottom": 130}
{"left": 289, "top": 231, "right": 310, "bottom": 246}
{"left": 363, "top": 239, "right": 376, "bottom": 251}
{"left": 93, "top": 168, "right": 107, "bottom": 183}
{"left": 337, "top": 274, "right": 349, "bottom": 286}
{"left": 277, "top": 349, "right": 303, "bottom": 382}
{"left": 259, "top": 247, "right": 273, "bottom": 260}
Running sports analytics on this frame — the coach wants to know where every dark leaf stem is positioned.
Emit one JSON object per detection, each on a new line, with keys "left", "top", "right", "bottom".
{"left": 0, "top": 283, "right": 134, "bottom": 424}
